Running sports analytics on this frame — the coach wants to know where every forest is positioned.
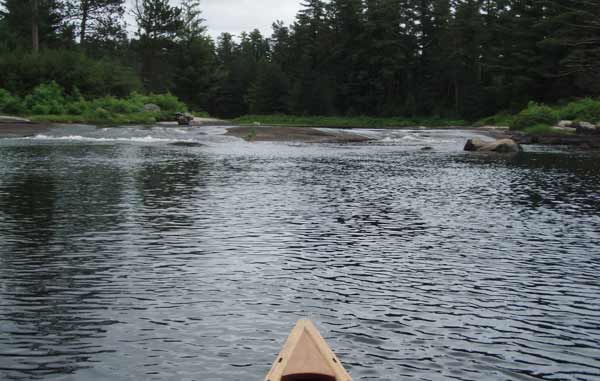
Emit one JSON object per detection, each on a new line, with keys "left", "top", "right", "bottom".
{"left": 0, "top": 0, "right": 599, "bottom": 121}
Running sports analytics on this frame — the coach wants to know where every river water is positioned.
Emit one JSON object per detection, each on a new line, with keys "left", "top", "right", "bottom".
{"left": 0, "top": 125, "right": 599, "bottom": 381}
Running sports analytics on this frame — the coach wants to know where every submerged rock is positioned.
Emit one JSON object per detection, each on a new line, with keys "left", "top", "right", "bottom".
{"left": 464, "top": 138, "right": 522, "bottom": 153}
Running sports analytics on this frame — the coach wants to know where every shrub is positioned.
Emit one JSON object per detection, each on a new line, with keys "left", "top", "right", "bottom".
{"left": 23, "top": 82, "right": 67, "bottom": 115}
{"left": 0, "top": 50, "right": 142, "bottom": 98}
{"left": 90, "top": 96, "right": 142, "bottom": 114}
{"left": 64, "top": 100, "right": 90, "bottom": 115}
{"left": 0, "top": 88, "right": 24, "bottom": 114}
{"left": 557, "top": 98, "right": 600, "bottom": 123}
{"left": 130, "top": 92, "right": 187, "bottom": 113}
{"left": 510, "top": 102, "right": 558, "bottom": 130}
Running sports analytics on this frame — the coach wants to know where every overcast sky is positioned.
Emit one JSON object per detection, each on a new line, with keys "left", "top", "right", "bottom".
{"left": 127, "top": 0, "right": 302, "bottom": 39}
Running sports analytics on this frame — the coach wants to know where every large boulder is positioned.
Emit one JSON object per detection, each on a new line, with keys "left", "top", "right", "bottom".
{"left": 142, "top": 103, "right": 161, "bottom": 113}
{"left": 575, "top": 121, "right": 600, "bottom": 135}
{"left": 464, "top": 138, "right": 522, "bottom": 153}
{"left": 176, "top": 112, "right": 194, "bottom": 126}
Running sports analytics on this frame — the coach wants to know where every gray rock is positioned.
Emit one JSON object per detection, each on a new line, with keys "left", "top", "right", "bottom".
{"left": 175, "top": 112, "right": 194, "bottom": 126}
{"left": 552, "top": 126, "right": 577, "bottom": 133}
{"left": 464, "top": 138, "right": 522, "bottom": 153}
{"left": 142, "top": 103, "right": 161, "bottom": 113}
{"left": 576, "top": 121, "right": 599, "bottom": 135}
{"left": 0, "top": 115, "right": 31, "bottom": 123}
{"left": 557, "top": 120, "right": 574, "bottom": 128}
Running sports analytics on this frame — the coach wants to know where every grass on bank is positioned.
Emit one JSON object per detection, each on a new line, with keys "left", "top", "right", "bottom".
{"left": 0, "top": 82, "right": 190, "bottom": 125}
{"left": 477, "top": 98, "right": 600, "bottom": 134}
{"left": 233, "top": 114, "right": 468, "bottom": 128}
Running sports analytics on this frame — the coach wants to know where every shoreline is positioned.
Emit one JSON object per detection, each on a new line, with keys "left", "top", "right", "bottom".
{"left": 0, "top": 119, "right": 598, "bottom": 149}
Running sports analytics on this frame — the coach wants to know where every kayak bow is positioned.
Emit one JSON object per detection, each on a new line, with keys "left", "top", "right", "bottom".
{"left": 265, "top": 319, "right": 352, "bottom": 381}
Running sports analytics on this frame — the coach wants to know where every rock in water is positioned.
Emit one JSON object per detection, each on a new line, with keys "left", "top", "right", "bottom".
{"left": 464, "top": 138, "right": 522, "bottom": 153}
{"left": 176, "top": 112, "right": 194, "bottom": 125}
{"left": 143, "top": 103, "right": 161, "bottom": 113}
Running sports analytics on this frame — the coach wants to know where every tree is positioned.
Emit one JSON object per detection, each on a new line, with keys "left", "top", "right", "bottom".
{"left": 180, "top": 0, "right": 205, "bottom": 41}
{"left": 133, "top": 0, "right": 183, "bottom": 92}
{"left": 542, "top": 0, "right": 600, "bottom": 95}
{"left": 1, "top": 0, "right": 64, "bottom": 51}
{"left": 247, "top": 60, "right": 290, "bottom": 114}
{"left": 63, "top": 0, "right": 126, "bottom": 47}
{"left": 172, "top": 0, "right": 217, "bottom": 110}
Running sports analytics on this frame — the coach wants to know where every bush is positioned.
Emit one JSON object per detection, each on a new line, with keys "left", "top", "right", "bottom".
{"left": 0, "top": 50, "right": 142, "bottom": 98}
{"left": 0, "top": 88, "right": 24, "bottom": 114}
{"left": 24, "top": 82, "right": 67, "bottom": 115}
{"left": 130, "top": 92, "right": 187, "bottom": 113}
{"left": 557, "top": 98, "right": 600, "bottom": 123}
{"left": 90, "top": 96, "right": 142, "bottom": 114}
{"left": 474, "top": 111, "right": 515, "bottom": 127}
{"left": 7, "top": 81, "right": 188, "bottom": 124}
{"left": 510, "top": 102, "right": 558, "bottom": 130}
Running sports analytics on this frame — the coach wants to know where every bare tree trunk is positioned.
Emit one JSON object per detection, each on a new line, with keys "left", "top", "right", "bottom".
{"left": 80, "top": 0, "right": 89, "bottom": 45}
{"left": 32, "top": 0, "right": 39, "bottom": 53}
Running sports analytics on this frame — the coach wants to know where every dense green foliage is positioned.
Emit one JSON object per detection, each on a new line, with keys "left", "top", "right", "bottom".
{"left": 0, "top": 83, "right": 187, "bottom": 124}
{"left": 0, "top": 50, "right": 141, "bottom": 97}
{"left": 0, "top": 0, "right": 599, "bottom": 121}
{"left": 509, "top": 98, "right": 600, "bottom": 131}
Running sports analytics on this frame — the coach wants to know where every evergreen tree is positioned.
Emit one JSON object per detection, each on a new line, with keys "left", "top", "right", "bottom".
{"left": 172, "top": 0, "right": 216, "bottom": 110}
{"left": 543, "top": 0, "right": 600, "bottom": 95}
{"left": 63, "top": 0, "right": 126, "bottom": 47}
{"left": 1, "top": 0, "right": 64, "bottom": 51}
{"left": 133, "top": 0, "right": 183, "bottom": 92}
{"left": 247, "top": 60, "right": 290, "bottom": 114}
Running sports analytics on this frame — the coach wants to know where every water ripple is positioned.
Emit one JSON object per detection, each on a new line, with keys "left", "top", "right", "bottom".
{"left": 0, "top": 127, "right": 599, "bottom": 380}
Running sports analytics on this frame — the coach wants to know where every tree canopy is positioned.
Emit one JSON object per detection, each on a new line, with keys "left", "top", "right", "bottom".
{"left": 0, "top": 0, "right": 598, "bottom": 118}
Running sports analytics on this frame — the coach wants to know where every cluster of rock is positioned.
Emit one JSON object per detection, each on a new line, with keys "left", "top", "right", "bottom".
{"left": 464, "top": 138, "right": 522, "bottom": 153}
{"left": 553, "top": 120, "right": 600, "bottom": 135}
{"left": 175, "top": 112, "right": 194, "bottom": 125}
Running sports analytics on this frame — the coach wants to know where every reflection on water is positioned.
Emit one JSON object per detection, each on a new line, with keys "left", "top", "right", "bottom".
{"left": 1, "top": 126, "right": 599, "bottom": 381}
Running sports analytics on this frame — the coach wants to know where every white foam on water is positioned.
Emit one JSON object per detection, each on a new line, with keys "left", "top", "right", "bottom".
{"left": 28, "top": 134, "right": 187, "bottom": 143}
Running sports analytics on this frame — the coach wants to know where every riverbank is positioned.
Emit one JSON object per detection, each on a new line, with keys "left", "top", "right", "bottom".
{"left": 0, "top": 117, "right": 52, "bottom": 138}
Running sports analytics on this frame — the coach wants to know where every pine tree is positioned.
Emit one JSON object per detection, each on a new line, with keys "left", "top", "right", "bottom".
{"left": 63, "top": 0, "right": 126, "bottom": 46}
{"left": 1, "top": 0, "right": 64, "bottom": 51}
{"left": 543, "top": 0, "right": 600, "bottom": 95}
{"left": 173, "top": 0, "right": 216, "bottom": 110}
{"left": 133, "top": 0, "right": 183, "bottom": 92}
{"left": 247, "top": 60, "right": 290, "bottom": 114}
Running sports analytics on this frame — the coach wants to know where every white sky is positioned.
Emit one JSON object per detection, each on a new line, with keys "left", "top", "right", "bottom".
{"left": 127, "top": 0, "right": 302, "bottom": 39}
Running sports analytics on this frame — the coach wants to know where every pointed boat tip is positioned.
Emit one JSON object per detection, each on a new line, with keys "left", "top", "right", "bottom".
{"left": 265, "top": 319, "right": 352, "bottom": 381}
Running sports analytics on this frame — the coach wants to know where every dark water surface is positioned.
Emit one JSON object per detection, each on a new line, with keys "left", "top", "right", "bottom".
{"left": 1, "top": 125, "right": 599, "bottom": 381}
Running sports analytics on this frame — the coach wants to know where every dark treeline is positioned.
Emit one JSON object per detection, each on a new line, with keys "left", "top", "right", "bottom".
{"left": 0, "top": 0, "right": 599, "bottom": 120}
